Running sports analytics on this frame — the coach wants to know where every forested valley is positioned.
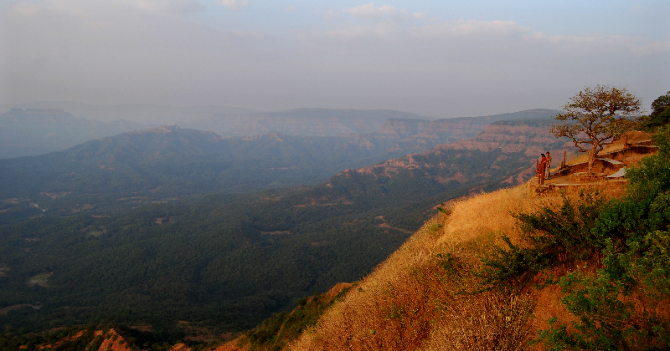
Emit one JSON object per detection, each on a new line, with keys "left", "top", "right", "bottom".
{"left": 0, "top": 110, "right": 565, "bottom": 345}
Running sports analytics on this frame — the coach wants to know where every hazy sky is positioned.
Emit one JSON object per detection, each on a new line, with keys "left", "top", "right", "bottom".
{"left": 1, "top": 0, "right": 668, "bottom": 118}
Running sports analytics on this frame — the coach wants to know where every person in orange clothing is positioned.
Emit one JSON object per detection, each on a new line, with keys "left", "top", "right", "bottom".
{"left": 538, "top": 154, "right": 546, "bottom": 185}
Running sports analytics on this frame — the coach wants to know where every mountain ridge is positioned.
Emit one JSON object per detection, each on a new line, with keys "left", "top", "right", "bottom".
{"left": 0, "top": 111, "right": 561, "bottom": 216}
{"left": 0, "top": 108, "right": 145, "bottom": 158}
{"left": 0, "top": 107, "right": 560, "bottom": 159}
{"left": 328, "top": 119, "right": 567, "bottom": 198}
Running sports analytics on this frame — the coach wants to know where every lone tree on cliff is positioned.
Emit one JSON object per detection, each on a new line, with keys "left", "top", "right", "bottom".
{"left": 551, "top": 85, "right": 642, "bottom": 173}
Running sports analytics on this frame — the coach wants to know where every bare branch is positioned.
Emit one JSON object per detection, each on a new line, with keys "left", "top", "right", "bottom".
{"left": 551, "top": 85, "right": 642, "bottom": 173}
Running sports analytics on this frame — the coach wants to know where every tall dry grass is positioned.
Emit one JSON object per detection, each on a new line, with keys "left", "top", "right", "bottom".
{"left": 287, "top": 182, "right": 627, "bottom": 351}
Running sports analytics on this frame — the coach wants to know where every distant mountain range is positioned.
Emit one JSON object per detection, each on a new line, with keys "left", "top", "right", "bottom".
{"left": 0, "top": 101, "right": 253, "bottom": 124}
{"left": 184, "top": 107, "right": 559, "bottom": 138}
{"left": 312, "top": 118, "right": 570, "bottom": 210}
{"left": 180, "top": 108, "right": 430, "bottom": 137}
{"left": 0, "top": 108, "right": 144, "bottom": 158}
{"left": 0, "top": 110, "right": 560, "bottom": 205}
{"left": 0, "top": 104, "right": 560, "bottom": 158}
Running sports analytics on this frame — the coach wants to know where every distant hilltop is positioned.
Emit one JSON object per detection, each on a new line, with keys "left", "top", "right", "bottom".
{"left": 0, "top": 108, "right": 144, "bottom": 158}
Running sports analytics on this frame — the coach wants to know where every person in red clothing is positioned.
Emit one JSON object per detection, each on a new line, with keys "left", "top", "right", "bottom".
{"left": 538, "top": 154, "right": 547, "bottom": 185}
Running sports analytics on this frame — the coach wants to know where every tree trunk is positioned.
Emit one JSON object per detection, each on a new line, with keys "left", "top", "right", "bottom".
{"left": 587, "top": 148, "right": 597, "bottom": 174}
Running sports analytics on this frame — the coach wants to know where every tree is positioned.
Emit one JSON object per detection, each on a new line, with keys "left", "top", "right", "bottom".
{"left": 651, "top": 91, "right": 670, "bottom": 116}
{"left": 645, "top": 91, "right": 670, "bottom": 129}
{"left": 551, "top": 85, "right": 642, "bottom": 173}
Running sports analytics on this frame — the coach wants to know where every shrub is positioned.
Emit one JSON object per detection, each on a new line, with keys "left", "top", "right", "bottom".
{"left": 478, "top": 191, "right": 606, "bottom": 291}
{"left": 539, "top": 126, "right": 670, "bottom": 350}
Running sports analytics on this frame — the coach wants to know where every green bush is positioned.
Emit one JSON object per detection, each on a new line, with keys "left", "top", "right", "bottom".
{"left": 539, "top": 126, "right": 670, "bottom": 350}
{"left": 478, "top": 191, "right": 606, "bottom": 291}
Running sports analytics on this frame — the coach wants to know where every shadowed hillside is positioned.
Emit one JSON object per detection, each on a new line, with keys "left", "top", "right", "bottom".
{"left": 0, "top": 124, "right": 465, "bottom": 202}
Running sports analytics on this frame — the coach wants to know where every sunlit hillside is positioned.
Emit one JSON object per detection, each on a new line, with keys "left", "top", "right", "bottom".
{"left": 286, "top": 183, "right": 622, "bottom": 350}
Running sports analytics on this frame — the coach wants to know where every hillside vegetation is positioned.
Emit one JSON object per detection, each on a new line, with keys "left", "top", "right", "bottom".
{"left": 242, "top": 128, "right": 670, "bottom": 350}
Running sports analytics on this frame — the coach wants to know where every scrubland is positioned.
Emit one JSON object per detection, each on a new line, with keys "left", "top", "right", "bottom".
{"left": 287, "top": 184, "right": 620, "bottom": 350}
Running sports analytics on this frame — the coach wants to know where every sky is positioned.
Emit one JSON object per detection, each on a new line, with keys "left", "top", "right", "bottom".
{"left": 1, "top": 0, "right": 668, "bottom": 118}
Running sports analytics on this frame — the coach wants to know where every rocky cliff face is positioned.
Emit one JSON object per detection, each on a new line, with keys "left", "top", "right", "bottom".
{"left": 333, "top": 119, "right": 570, "bottom": 191}
{"left": 183, "top": 108, "right": 561, "bottom": 138}
{"left": 374, "top": 118, "right": 491, "bottom": 141}
{"left": 441, "top": 122, "right": 569, "bottom": 156}
{"left": 182, "top": 108, "right": 428, "bottom": 137}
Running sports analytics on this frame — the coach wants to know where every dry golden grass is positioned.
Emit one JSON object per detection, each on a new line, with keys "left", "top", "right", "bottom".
{"left": 423, "top": 291, "right": 536, "bottom": 351}
{"left": 437, "top": 183, "right": 623, "bottom": 248}
{"left": 436, "top": 185, "right": 540, "bottom": 249}
{"left": 287, "top": 182, "right": 630, "bottom": 351}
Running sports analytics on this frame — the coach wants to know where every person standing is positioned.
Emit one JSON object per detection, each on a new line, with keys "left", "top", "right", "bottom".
{"left": 539, "top": 154, "right": 546, "bottom": 185}
{"left": 545, "top": 152, "right": 552, "bottom": 179}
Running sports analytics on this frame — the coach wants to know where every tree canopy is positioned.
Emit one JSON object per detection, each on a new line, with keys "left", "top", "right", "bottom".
{"left": 551, "top": 85, "right": 642, "bottom": 173}
{"left": 651, "top": 91, "right": 670, "bottom": 116}
{"left": 645, "top": 91, "right": 670, "bottom": 129}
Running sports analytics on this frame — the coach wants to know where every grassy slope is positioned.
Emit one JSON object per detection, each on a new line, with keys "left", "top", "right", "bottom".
{"left": 285, "top": 182, "right": 628, "bottom": 350}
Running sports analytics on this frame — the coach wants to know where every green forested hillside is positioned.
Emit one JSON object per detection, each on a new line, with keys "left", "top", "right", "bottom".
{"left": 0, "top": 185, "right": 431, "bottom": 336}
